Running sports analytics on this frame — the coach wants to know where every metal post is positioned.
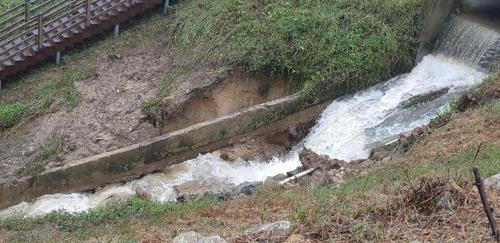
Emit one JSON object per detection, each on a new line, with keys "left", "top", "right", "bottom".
{"left": 85, "top": 0, "right": 91, "bottom": 27}
{"left": 37, "top": 15, "right": 44, "bottom": 50}
{"left": 163, "top": 0, "right": 170, "bottom": 15}
{"left": 25, "top": 0, "right": 31, "bottom": 22}
{"left": 113, "top": 24, "right": 119, "bottom": 38}
{"left": 0, "top": 80, "right": 2, "bottom": 91}
{"left": 55, "top": 51, "right": 61, "bottom": 65}
{"left": 473, "top": 167, "right": 500, "bottom": 241}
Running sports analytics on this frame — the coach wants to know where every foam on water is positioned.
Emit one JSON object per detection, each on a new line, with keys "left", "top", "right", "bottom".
{"left": 0, "top": 55, "right": 487, "bottom": 218}
{"left": 303, "top": 55, "right": 485, "bottom": 161}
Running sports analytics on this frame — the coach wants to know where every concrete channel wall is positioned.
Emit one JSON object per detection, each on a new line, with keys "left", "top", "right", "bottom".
{"left": 462, "top": 0, "right": 500, "bottom": 11}
{"left": 0, "top": 94, "right": 324, "bottom": 209}
{"left": 417, "top": 0, "right": 500, "bottom": 62}
{"left": 417, "top": 0, "right": 459, "bottom": 62}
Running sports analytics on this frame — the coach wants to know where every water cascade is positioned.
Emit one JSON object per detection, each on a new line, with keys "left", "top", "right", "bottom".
{"left": 435, "top": 15, "right": 500, "bottom": 69}
{"left": 0, "top": 15, "right": 498, "bottom": 218}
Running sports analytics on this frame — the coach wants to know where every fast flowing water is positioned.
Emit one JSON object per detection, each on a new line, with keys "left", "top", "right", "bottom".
{"left": 0, "top": 16, "right": 497, "bottom": 218}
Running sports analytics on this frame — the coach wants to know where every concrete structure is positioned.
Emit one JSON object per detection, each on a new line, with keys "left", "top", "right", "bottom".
{"left": 417, "top": 0, "right": 500, "bottom": 62}
{"left": 462, "top": 0, "right": 500, "bottom": 12}
{"left": 0, "top": 94, "right": 328, "bottom": 210}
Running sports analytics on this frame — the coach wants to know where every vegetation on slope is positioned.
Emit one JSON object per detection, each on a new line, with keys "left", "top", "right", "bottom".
{"left": 146, "top": 0, "right": 424, "bottom": 113}
{"left": 0, "top": 0, "right": 424, "bottom": 131}
{"left": 1, "top": 74, "right": 498, "bottom": 242}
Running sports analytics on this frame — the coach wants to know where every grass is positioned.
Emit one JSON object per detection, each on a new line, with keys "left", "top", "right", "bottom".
{"left": 0, "top": 66, "right": 94, "bottom": 131}
{"left": 35, "top": 132, "right": 64, "bottom": 162}
{"left": 143, "top": 0, "right": 424, "bottom": 116}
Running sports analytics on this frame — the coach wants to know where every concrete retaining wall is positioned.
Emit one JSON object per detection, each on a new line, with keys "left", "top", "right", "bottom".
{"left": 417, "top": 0, "right": 459, "bottom": 62}
{"left": 461, "top": 0, "right": 500, "bottom": 12}
{"left": 417, "top": 0, "right": 500, "bottom": 62}
{"left": 0, "top": 94, "right": 320, "bottom": 209}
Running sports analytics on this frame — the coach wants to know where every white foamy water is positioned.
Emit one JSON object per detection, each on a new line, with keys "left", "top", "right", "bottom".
{"left": 303, "top": 55, "right": 486, "bottom": 161}
{"left": 0, "top": 55, "right": 487, "bottom": 218}
{"left": 0, "top": 152, "right": 301, "bottom": 218}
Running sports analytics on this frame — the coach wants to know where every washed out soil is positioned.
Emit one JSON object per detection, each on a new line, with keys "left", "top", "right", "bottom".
{"left": 0, "top": 56, "right": 290, "bottom": 185}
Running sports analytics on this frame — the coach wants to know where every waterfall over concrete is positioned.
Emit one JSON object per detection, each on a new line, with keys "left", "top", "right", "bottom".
{"left": 434, "top": 15, "right": 500, "bottom": 69}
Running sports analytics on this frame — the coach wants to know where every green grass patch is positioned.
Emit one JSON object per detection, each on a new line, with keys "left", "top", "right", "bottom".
{"left": 163, "top": 0, "right": 423, "bottom": 101}
{"left": 0, "top": 197, "right": 218, "bottom": 241}
{"left": 0, "top": 102, "right": 28, "bottom": 130}
{"left": 0, "top": 66, "right": 94, "bottom": 130}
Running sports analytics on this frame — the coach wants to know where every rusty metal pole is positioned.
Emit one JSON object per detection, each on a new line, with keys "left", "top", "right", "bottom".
{"left": 85, "top": 0, "right": 91, "bottom": 27}
{"left": 164, "top": 0, "right": 170, "bottom": 14}
{"left": 473, "top": 167, "right": 500, "bottom": 241}
{"left": 37, "top": 15, "right": 44, "bottom": 50}
{"left": 24, "top": 0, "right": 31, "bottom": 22}
{"left": 24, "top": 0, "right": 31, "bottom": 30}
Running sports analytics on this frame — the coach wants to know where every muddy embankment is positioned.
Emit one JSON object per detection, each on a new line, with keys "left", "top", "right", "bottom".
{"left": 0, "top": 66, "right": 327, "bottom": 209}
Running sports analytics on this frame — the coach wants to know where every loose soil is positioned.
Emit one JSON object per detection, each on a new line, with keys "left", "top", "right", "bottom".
{"left": 0, "top": 59, "right": 290, "bottom": 185}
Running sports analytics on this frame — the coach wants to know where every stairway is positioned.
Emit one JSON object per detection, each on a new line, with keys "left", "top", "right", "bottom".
{"left": 0, "top": 0, "right": 164, "bottom": 82}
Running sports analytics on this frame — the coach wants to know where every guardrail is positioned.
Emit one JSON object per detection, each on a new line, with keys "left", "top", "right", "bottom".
{"left": 0, "top": 0, "right": 166, "bottom": 82}
{"left": 0, "top": 0, "right": 91, "bottom": 62}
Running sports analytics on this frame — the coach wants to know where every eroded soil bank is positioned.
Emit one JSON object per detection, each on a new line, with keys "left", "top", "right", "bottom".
{"left": 0, "top": 62, "right": 291, "bottom": 184}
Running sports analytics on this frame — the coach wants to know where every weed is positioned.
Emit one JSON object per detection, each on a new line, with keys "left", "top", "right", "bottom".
{"left": 0, "top": 102, "right": 27, "bottom": 130}
{"left": 35, "top": 132, "right": 64, "bottom": 162}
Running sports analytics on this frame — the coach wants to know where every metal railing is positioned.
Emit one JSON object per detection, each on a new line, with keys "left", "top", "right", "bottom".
{"left": 0, "top": 0, "right": 143, "bottom": 64}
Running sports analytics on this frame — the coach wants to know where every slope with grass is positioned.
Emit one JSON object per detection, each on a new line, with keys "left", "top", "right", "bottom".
{"left": 0, "top": 74, "right": 498, "bottom": 242}
{"left": 0, "top": 0, "right": 424, "bottom": 184}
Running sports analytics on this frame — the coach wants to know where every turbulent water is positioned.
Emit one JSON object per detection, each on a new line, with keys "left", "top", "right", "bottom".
{"left": 0, "top": 15, "right": 496, "bottom": 218}
{"left": 304, "top": 55, "right": 485, "bottom": 161}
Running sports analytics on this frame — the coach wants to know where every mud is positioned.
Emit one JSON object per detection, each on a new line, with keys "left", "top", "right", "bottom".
{"left": 0, "top": 53, "right": 166, "bottom": 183}
{"left": 161, "top": 71, "right": 287, "bottom": 132}
{"left": 0, "top": 62, "right": 290, "bottom": 184}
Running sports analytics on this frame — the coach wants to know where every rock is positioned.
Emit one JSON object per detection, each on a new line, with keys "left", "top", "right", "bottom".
{"left": 66, "top": 143, "right": 77, "bottom": 151}
{"left": 202, "top": 235, "right": 228, "bottom": 243}
{"left": 173, "top": 231, "right": 203, "bottom": 243}
{"left": 247, "top": 220, "right": 292, "bottom": 238}
{"left": 285, "top": 234, "right": 312, "bottom": 243}
{"left": 399, "top": 88, "right": 449, "bottom": 109}
{"left": 22, "top": 147, "right": 36, "bottom": 157}
{"left": 435, "top": 193, "right": 455, "bottom": 212}
{"left": 174, "top": 179, "right": 234, "bottom": 199}
{"left": 484, "top": 174, "right": 500, "bottom": 190}
{"left": 229, "top": 181, "right": 262, "bottom": 196}
{"left": 299, "top": 148, "right": 346, "bottom": 171}
{"left": 305, "top": 170, "right": 344, "bottom": 187}
{"left": 286, "top": 167, "right": 305, "bottom": 177}
{"left": 172, "top": 231, "right": 227, "bottom": 243}
{"left": 369, "top": 147, "right": 393, "bottom": 161}
{"left": 218, "top": 138, "right": 288, "bottom": 162}
{"left": 108, "top": 53, "right": 122, "bottom": 60}
{"left": 264, "top": 174, "right": 287, "bottom": 187}
{"left": 135, "top": 187, "right": 150, "bottom": 199}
